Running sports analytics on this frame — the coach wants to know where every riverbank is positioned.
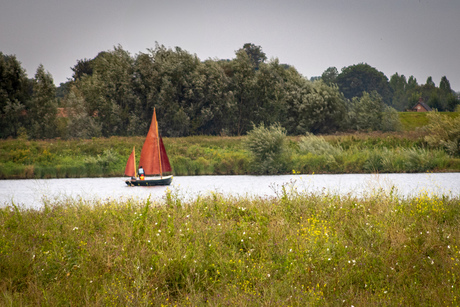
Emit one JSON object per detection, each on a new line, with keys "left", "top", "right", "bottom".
{"left": 1, "top": 190, "right": 459, "bottom": 305}
{"left": 1, "top": 132, "right": 459, "bottom": 179}
{"left": 0, "top": 131, "right": 460, "bottom": 179}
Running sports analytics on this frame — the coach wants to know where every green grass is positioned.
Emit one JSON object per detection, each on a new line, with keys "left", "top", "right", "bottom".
{"left": 399, "top": 111, "right": 459, "bottom": 131}
{"left": 1, "top": 131, "right": 460, "bottom": 179}
{"left": 1, "top": 187, "right": 460, "bottom": 306}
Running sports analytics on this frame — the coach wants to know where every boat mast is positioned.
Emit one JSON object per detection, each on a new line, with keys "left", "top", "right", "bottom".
{"left": 133, "top": 147, "right": 137, "bottom": 177}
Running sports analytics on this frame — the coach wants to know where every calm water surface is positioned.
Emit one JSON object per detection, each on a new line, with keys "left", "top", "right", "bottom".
{"left": 1, "top": 173, "right": 459, "bottom": 209}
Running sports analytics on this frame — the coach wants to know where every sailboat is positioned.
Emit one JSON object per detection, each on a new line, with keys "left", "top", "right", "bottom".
{"left": 124, "top": 108, "right": 173, "bottom": 186}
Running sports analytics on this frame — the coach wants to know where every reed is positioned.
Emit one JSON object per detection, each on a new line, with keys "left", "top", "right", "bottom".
{"left": 1, "top": 133, "right": 459, "bottom": 179}
{"left": 1, "top": 187, "right": 459, "bottom": 306}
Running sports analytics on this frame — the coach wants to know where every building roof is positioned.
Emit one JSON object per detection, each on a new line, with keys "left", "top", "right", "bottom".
{"left": 412, "top": 101, "right": 432, "bottom": 111}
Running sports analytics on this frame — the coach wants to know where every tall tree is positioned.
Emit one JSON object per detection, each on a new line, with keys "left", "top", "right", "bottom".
{"left": 439, "top": 76, "right": 459, "bottom": 111}
{"left": 0, "top": 53, "right": 30, "bottom": 138}
{"left": 336, "top": 63, "right": 392, "bottom": 105}
{"left": 389, "top": 73, "right": 408, "bottom": 111}
{"left": 241, "top": 43, "right": 267, "bottom": 70}
{"left": 321, "top": 66, "right": 338, "bottom": 85}
{"left": 283, "top": 76, "right": 347, "bottom": 135}
{"left": 227, "top": 49, "right": 257, "bottom": 135}
{"left": 79, "top": 46, "right": 137, "bottom": 136}
{"left": 347, "top": 91, "right": 385, "bottom": 131}
{"left": 439, "top": 76, "right": 452, "bottom": 94}
{"left": 29, "top": 64, "right": 57, "bottom": 139}
{"left": 425, "top": 76, "right": 435, "bottom": 87}
{"left": 71, "top": 58, "right": 95, "bottom": 80}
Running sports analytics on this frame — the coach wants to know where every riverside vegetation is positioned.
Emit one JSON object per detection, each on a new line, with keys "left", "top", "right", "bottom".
{"left": 1, "top": 184, "right": 460, "bottom": 305}
{"left": 1, "top": 112, "right": 459, "bottom": 178}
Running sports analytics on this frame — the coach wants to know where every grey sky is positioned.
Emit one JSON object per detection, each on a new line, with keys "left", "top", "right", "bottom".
{"left": 1, "top": 0, "right": 459, "bottom": 90}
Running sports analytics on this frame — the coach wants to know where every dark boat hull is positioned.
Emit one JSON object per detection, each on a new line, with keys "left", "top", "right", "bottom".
{"left": 125, "top": 175, "right": 173, "bottom": 186}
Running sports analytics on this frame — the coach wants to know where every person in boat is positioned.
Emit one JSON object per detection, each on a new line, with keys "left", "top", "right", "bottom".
{"left": 138, "top": 166, "right": 145, "bottom": 180}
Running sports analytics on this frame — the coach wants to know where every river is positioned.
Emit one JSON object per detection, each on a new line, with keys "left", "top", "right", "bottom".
{"left": 1, "top": 173, "right": 459, "bottom": 209}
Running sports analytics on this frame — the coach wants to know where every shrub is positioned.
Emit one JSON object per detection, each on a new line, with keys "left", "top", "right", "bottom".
{"left": 298, "top": 133, "right": 342, "bottom": 156}
{"left": 424, "top": 112, "right": 460, "bottom": 156}
{"left": 381, "top": 106, "right": 402, "bottom": 131}
{"left": 243, "top": 123, "right": 288, "bottom": 174}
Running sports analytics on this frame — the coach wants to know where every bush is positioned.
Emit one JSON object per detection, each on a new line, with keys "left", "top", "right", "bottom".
{"left": 381, "top": 106, "right": 402, "bottom": 131}
{"left": 243, "top": 123, "right": 288, "bottom": 174}
{"left": 298, "top": 133, "right": 342, "bottom": 156}
{"left": 424, "top": 112, "right": 460, "bottom": 156}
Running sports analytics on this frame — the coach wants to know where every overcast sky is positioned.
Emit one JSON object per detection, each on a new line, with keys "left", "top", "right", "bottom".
{"left": 1, "top": 0, "right": 459, "bottom": 91}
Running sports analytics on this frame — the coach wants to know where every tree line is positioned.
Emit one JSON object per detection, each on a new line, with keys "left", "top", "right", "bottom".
{"left": 1, "top": 44, "right": 459, "bottom": 139}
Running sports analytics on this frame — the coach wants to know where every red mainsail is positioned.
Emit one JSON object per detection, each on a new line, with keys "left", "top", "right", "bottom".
{"left": 138, "top": 108, "right": 171, "bottom": 176}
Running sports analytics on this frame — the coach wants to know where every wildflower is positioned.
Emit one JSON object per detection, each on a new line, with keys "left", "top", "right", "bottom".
{"left": 267, "top": 274, "right": 270, "bottom": 277}
{"left": 72, "top": 227, "right": 78, "bottom": 231}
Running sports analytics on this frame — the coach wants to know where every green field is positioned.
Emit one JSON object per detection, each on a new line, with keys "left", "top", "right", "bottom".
{"left": 1, "top": 189, "right": 459, "bottom": 305}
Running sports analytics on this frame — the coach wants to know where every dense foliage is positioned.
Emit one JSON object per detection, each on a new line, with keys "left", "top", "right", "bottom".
{"left": 1, "top": 46, "right": 459, "bottom": 139}
{"left": 424, "top": 111, "right": 460, "bottom": 156}
{"left": 243, "top": 123, "right": 288, "bottom": 174}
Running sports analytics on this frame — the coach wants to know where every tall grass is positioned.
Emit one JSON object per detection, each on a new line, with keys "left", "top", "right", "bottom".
{"left": 1, "top": 188, "right": 459, "bottom": 306}
{"left": 1, "top": 132, "right": 459, "bottom": 179}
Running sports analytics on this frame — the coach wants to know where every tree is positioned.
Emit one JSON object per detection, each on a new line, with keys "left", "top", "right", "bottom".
{"left": 426, "top": 76, "right": 435, "bottom": 87}
{"left": 77, "top": 46, "right": 137, "bottom": 137}
{"left": 389, "top": 73, "right": 408, "bottom": 111}
{"left": 29, "top": 64, "right": 58, "bottom": 139}
{"left": 439, "top": 76, "right": 452, "bottom": 94}
{"left": 283, "top": 76, "right": 347, "bottom": 135}
{"left": 403, "top": 75, "right": 420, "bottom": 109}
{"left": 0, "top": 53, "right": 30, "bottom": 138}
{"left": 439, "top": 76, "right": 459, "bottom": 111}
{"left": 336, "top": 63, "right": 392, "bottom": 105}
{"left": 421, "top": 76, "right": 441, "bottom": 110}
{"left": 226, "top": 49, "right": 257, "bottom": 135}
{"left": 71, "top": 58, "right": 95, "bottom": 80}
{"left": 241, "top": 43, "right": 267, "bottom": 70}
{"left": 347, "top": 91, "right": 386, "bottom": 131}
{"left": 63, "top": 86, "right": 101, "bottom": 138}
{"left": 445, "top": 93, "right": 460, "bottom": 112}
{"left": 321, "top": 66, "right": 338, "bottom": 85}
{"left": 428, "top": 92, "right": 442, "bottom": 111}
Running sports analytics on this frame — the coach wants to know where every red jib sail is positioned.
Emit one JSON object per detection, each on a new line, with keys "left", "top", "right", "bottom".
{"left": 159, "top": 137, "right": 172, "bottom": 173}
{"left": 138, "top": 108, "right": 171, "bottom": 176}
{"left": 124, "top": 147, "right": 136, "bottom": 177}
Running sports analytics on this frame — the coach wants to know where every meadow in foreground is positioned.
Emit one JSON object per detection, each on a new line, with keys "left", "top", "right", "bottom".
{"left": 1, "top": 185, "right": 460, "bottom": 306}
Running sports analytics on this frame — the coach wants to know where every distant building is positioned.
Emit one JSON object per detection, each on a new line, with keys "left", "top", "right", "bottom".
{"left": 411, "top": 98, "right": 432, "bottom": 112}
